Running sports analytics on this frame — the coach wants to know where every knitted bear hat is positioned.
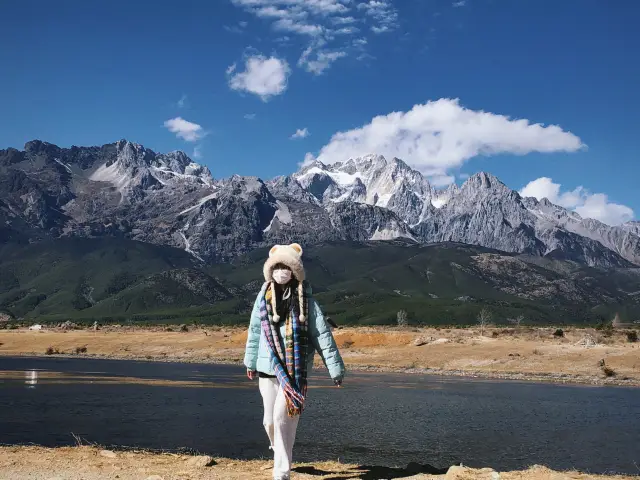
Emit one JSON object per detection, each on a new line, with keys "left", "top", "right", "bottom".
{"left": 263, "top": 243, "right": 307, "bottom": 324}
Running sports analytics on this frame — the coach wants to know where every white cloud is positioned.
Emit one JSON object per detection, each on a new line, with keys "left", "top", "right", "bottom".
{"left": 430, "top": 174, "right": 456, "bottom": 187}
{"left": 273, "top": 17, "right": 324, "bottom": 36}
{"left": 357, "top": 0, "right": 398, "bottom": 33}
{"left": 575, "top": 195, "right": 634, "bottom": 226}
{"left": 290, "top": 127, "right": 310, "bottom": 139}
{"left": 314, "top": 98, "right": 585, "bottom": 177}
{"left": 224, "top": 21, "right": 248, "bottom": 33}
{"left": 177, "top": 94, "right": 187, "bottom": 109}
{"left": 244, "top": 113, "right": 257, "bottom": 120}
{"left": 301, "top": 152, "right": 317, "bottom": 167}
{"left": 164, "top": 117, "right": 204, "bottom": 142}
{"left": 236, "top": 1, "right": 325, "bottom": 36}
{"left": 230, "top": 0, "right": 380, "bottom": 73}
{"left": 332, "top": 15, "right": 357, "bottom": 24}
{"left": 233, "top": 0, "right": 349, "bottom": 16}
{"left": 520, "top": 177, "right": 584, "bottom": 209}
{"left": 356, "top": 52, "right": 376, "bottom": 61}
{"left": 520, "top": 177, "right": 634, "bottom": 226}
{"left": 227, "top": 55, "right": 291, "bottom": 101}
{"left": 192, "top": 145, "right": 203, "bottom": 160}
{"left": 371, "top": 25, "right": 390, "bottom": 34}
{"left": 334, "top": 26, "right": 359, "bottom": 35}
{"left": 452, "top": 0, "right": 466, "bottom": 7}
{"left": 298, "top": 46, "right": 347, "bottom": 74}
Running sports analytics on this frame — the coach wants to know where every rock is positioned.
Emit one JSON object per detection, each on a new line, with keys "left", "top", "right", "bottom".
{"left": 446, "top": 465, "right": 498, "bottom": 479}
{"left": 99, "top": 449, "right": 117, "bottom": 459}
{"left": 508, "top": 353, "right": 521, "bottom": 357}
{"left": 59, "top": 320, "right": 78, "bottom": 330}
{"left": 145, "top": 476, "right": 164, "bottom": 480}
{"left": 186, "top": 455, "right": 216, "bottom": 468}
{"left": 413, "top": 337, "right": 427, "bottom": 346}
{"left": 432, "top": 338, "right": 450, "bottom": 344}
{"left": 179, "top": 324, "right": 189, "bottom": 332}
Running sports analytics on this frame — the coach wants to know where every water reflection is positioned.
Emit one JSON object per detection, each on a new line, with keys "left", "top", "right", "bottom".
{"left": 25, "top": 370, "right": 38, "bottom": 388}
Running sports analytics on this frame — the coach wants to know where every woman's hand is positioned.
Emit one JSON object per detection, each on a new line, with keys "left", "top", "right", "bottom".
{"left": 247, "top": 369, "right": 257, "bottom": 380}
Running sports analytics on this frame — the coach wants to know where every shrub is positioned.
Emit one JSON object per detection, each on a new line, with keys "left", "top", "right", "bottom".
{"left": 596, "top": 320, "right": 614, "bottom": 337}
{"left": 45, "top": 346, "right": 59, "bottom": 355}
{"left": 75, "top": 346, "right": 87, "bottom": 354}
{"left": 553, "top": 329, "right": 564, "bottom": 338}
{"left": 180, "top": 324, "right": 189, "bottom": 332}
{"left": 602, "top": 366, "right": 616, "bottom": 377}
{"left": 532, "top": 348, "right": 543, "bottom": 355}
{"left": 627, "top": 331, "right": 638, "bottom": 343}
{"left": 342, "top": 340, "right": 354, "bottom": 348}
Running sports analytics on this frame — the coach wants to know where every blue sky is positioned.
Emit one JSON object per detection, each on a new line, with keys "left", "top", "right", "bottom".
{"left": 1, "top": 0, "right": 638, "bottom": 224}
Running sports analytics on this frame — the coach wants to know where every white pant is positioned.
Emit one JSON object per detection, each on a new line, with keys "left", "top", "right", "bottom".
{"left": 259, "top": 376, "right": 301, "bottom": 480}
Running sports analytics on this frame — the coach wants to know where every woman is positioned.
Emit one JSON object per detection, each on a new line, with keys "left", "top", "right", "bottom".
{"left": 244, "top": 243, "right": 345, "bottom": 480}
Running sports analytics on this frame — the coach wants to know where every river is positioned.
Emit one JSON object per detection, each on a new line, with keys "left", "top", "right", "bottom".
{"left": 0, "top": 356, "right": 638, "bottom": 474}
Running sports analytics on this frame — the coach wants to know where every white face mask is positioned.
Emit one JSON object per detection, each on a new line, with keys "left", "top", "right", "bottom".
{"left": 272, "top": 268, "right": 292, "bottom": 285}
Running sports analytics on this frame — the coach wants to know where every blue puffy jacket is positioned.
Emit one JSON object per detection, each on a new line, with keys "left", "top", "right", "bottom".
{"left": 243, "top": 285, "right": 345, "bottom": 382}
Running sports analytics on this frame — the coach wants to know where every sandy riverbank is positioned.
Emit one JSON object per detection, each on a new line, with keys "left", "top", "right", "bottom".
{"left": 0, "top": 446, "right": 635, "bottom": 480}
{"left": 1, "top": 325, "right": 638, "bottom": 386}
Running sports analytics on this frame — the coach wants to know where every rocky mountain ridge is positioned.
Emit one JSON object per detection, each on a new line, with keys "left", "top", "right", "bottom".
{"left": 1, "top": 139, "right": 638, "bottom": 268}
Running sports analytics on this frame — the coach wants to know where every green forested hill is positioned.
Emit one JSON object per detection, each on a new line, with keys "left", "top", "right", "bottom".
{"left": 1, "top": 238, "right": 639, "bottom": 326}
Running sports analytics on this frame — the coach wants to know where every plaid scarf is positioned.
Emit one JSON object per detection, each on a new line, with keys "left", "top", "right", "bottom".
{"left": 259, "top": 281, "right": 310, "bottom": 416}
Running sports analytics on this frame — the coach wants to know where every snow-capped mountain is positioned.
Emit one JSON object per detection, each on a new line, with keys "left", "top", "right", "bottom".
{"left": 89, "top": 140, "right": 213, "bottom": 196}
{"left": 1, "top": 140, "right": 638, "bottom": 268}
{"left": 293, "top": 154, "right": 451, "bottom": 226}
{"left": 281, "top": 157, "right": 640, "bottom": 267}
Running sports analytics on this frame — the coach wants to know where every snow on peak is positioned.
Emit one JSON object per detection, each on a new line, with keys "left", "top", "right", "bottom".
{"left": 90, "top": 141, "right": 213, "bottom": 196}
{"left": 294, "top": 153, "right": 441, "bottom": 224}
{"left": 431, "top": 196, "right": 449, "bottom": 209}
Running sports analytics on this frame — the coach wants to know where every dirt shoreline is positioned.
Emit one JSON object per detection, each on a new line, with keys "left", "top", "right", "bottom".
{"left": 0, "top": 446, "right": 635, "bottom": 480}
{"left": 3, "top": 351, "right": 638, "bottom": 387}
{"left": 1, "top": 326, "right": 639, "bottom": 387}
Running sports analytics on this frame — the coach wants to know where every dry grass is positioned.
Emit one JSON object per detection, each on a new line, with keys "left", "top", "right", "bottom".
{"left": 1, "top": 325, "right": 639, "bottom": 385}
{"left": 0, "top": 446, "right": 634, "bottom": 480}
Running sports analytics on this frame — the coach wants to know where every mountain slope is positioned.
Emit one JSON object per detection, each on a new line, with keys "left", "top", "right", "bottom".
{"left": 2, "top": 237, "right": 640, "bottom": 325}
{"left": 1, "top": 139, "right": 639, "bottom": 267}
{"left": 0, "top": 237, "right": 237, "bottom": 321}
